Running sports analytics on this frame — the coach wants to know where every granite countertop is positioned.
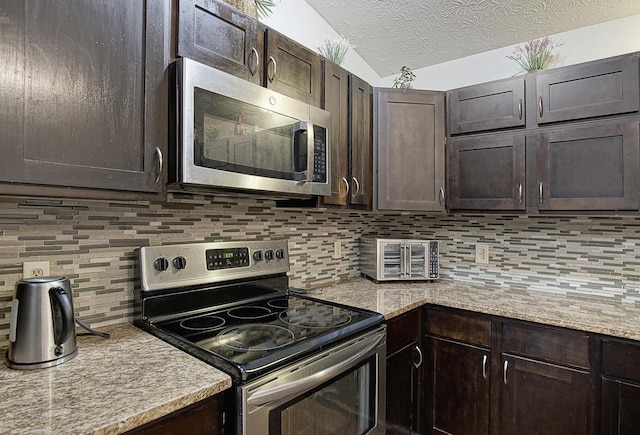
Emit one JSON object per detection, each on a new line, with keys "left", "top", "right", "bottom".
{"left": 0, "top": 323, "right": 231, "bottom": 435}
{"left": 309, "top": 277, "right": 640, "bottom": 341}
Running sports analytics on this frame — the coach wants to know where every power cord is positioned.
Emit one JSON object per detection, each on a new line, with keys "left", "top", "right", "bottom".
{"left": 75, "top": 318, "right": 110, "bottom": 339}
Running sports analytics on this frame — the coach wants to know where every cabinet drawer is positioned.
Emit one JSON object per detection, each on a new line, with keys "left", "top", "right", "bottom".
{"left": 502, "top": 322, "right": 591, "bottom": 369}
{"left": 602, "top": 339, "right": 640, "bottom": 382}
{"left": 425, "top": 307, "right": 491, "bottom": 347}
{"left": 386, "top": 308, "right": 421, "bottom": 355}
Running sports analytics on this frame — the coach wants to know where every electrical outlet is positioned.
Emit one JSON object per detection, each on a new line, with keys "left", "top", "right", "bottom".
{"left": 333, "top": 240, "right": 342, "bottom": 259}
{"left": 475, "top": 244, "right": 489, "bottom": 265}
{"left": 23, "top": 261, "right": 50, "bottom": 278}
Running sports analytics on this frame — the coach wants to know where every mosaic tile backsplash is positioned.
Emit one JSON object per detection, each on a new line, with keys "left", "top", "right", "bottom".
{"left": 2, "top": 192, "right": 640, "bottom": 347}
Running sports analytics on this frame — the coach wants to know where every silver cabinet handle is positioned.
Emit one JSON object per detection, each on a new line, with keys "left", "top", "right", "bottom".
{"left": 538, "top": 96, "right": 544, "bottom": 117}
{"left": 413, "top": 345, "right": 423, "bottom": 369}
{"left": 503, "top": 360, "right": 509, "bottom": 385}
{"left": 439, "top": 187, "right": 445, "bottom": 205}
{"left": 539, "top": 181, "right": 544, "bottom": 204}
{"left": 248, "top": 47, "right": 259, "bottom": 76}
{"left": 154, "top": 147, "right": 163, "bottom": 184}
{"left": 518, "top": 182, "right": 523, "bottom": 204}
{"left": 267, "top": 56, "right": 277, "bottom": 82}
{"left": 352, "top": 177, "right": 360, "bottom": 196}
{"left": 482, "top": 354, "right": 488, "bottom": 379}
{"left": 342, "top": 177, "right": 350, "bottom": 198}
{"left": 518, "top": 99, "right": 523, "bottom": 120}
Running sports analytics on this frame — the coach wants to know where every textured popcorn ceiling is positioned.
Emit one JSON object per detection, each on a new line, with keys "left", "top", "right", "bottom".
{"left": 305, "top": 0, "right": 640, "bottom": 76}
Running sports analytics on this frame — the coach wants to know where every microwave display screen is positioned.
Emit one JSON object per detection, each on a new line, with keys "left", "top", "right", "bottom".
{"left": 194, "top": 87, "right": 310, "bottom": 181}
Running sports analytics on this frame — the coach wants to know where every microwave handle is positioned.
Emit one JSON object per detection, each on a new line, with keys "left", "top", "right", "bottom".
{"left": 293, "top": 121, "right": 314, "bottom": 185}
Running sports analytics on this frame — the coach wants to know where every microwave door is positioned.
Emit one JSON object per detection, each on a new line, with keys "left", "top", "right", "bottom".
{"left": 380, "top": 241, "right": 402, "bottom": 280}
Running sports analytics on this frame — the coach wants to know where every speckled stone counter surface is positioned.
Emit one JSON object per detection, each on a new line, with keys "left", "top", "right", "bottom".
{"left": 0, "top": 323, "right": 231, "bottom": 435}
{"left": 309, "top": 278, "right": 640, "bottom": 341}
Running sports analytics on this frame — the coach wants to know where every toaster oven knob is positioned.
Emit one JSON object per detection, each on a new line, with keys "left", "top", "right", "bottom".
{"left": 173, "top": 256, "right": 187, "bottom": 270}
{"left": 154, "top": 257, "right": 169, "bottom": 272}
{"left": 253, "top": 250, "right": 263, "bottom": 262}
{"left": 265, "top": 250, "right": 274, "bottom": 261}
{"left": 275, "top": 249, "right": 285, "bottom": 260}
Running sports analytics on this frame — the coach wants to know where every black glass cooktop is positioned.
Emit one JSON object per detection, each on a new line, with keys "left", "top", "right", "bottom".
{"left": 151, "top": 293, "right": 382, "bottom": 381}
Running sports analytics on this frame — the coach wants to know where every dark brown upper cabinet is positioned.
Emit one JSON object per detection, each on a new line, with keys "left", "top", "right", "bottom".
{"left": 448, "top": 133, "right": 526, "bottom": 211}
{"left": 535, "top": 120, "right": 640, "bottom": 211}
{"left": 448, "top": 77, "right": 525, "bottom": 135}
{"left": 321, "top": 61, "right": 373, "bottom": 209}
{"left": 177, "top": 0, "right": 265, "bottom": 86}
{"left": 0, "top": 0, "right": 169, "bottom": 198}
{"left": 374, "top": 88, "right": 446, "bottom": 212}
{"left": 177, "top": 0, "right": 320, "bottom": 107}
{"left": 264, "top": 29, "right": 321, "bottom": 107}
{"left": 535, "top": 55, "right": 640, "bottom": 126}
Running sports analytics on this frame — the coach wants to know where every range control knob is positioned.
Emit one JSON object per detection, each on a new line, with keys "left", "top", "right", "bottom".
{"left": 264, "top": 250, "right": 274, "bottom": 261}
{"left": 173, "top": 256, "right": 187, "bottom": 270}
{"left": 275, "top": 249, "right": 286, "bottom": 260}
{"left": 253, "top": 250, "right": 263, "bottom": 262}
{"left": 153, "top": 257, "right": 169, "bottom": 272}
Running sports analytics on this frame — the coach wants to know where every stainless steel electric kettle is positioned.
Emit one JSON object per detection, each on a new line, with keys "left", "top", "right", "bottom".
{"left": 6, "top": 277, "right": 78, "bottom": 369}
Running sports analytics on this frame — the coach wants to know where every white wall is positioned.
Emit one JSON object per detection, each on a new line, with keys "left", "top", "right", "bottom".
{"left": 378, "top": 13, "right": 640, "bottom": 91}
{"left": 260, "top": 1, "right": 382, "bottom": 85}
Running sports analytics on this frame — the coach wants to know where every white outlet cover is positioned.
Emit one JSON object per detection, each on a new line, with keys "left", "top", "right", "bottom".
{"left": 23, "top": 261, "right": 50, "bottom": 278}
{"left": 475, "top": 244, "right": 489, "bottom": 265}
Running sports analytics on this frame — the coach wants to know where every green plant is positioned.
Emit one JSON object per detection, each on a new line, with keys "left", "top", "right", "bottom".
{"left": 318, "top": 35, "right": 354, "bottom": 66}
{"left": 507, "top": 36, "right": 562, "bottom": 73}
{"left": 254, "top": 0, "right": 276, "bottom": 19}
{"left": 392, "top": 66, "right": 416, "bottom": 89}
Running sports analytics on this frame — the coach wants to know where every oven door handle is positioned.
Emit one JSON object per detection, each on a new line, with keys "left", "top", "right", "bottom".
{"left": 246, "top": 332, "right": 384, "bottom": 406}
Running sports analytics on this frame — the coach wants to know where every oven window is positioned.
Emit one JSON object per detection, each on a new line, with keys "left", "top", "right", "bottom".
{"left": 193, "top": 87, "right": 308, "bottom": 180}
{"left": 269, "top": 359, "right": 376, "bottom": 435}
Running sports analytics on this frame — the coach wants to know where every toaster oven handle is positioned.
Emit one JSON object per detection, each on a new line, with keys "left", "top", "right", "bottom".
{"left": 49, "top": 287, "right": 74, "bottom": 345}
{"left": 246, "top": 331, "right": 384, "bottom": 406}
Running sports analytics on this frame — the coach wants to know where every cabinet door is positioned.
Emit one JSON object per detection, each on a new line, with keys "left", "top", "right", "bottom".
{"left": 426, "top": 337, "right": 490, "bottom": 435}
{"left": 601, "top": 379, "right": 640, "bottom": 435}
{"left": 501, "top": 355, "right": 592, "bottom": 435}
{"left": 386, "top": 309, "right": 422, "bottom": 434}
{"left": 386, "top": 341, "right": 422, "bottom": 435}
{"left": 536, "top": 121, "right": 640, "bottom": 211}
{"left": 448, "top": 77, "right": 525, "bottom": 134}
{"left": 321, "top": 61, "right": 349, "bottom": 206}
{"left": 178, "top": 0, "right": 264, "bottom": 86}
{"left": 448, "top": 134, "right": 526, "bottom": 210}
{"left": 349, "top": 74, "right": 373, "bottom": 208}
{"left": 536, "top": 55, "right": 639, "bottom": 125}
{"left": 375, "top": 88, "right": 446, "bottom": 211}
{"left": 265, "top": 29, "right": 321, "bottom": 107}
{"left": 0, "top": 0, "right": 168, "bottom": 194}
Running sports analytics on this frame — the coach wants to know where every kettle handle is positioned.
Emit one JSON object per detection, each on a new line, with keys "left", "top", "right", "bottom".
{"left": 49, "top": 287, "right": 74, "bottom": 345}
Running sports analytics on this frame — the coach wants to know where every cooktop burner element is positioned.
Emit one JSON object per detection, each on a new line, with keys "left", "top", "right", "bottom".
{"left": 218, "top": 324, "right": 295, "bottom": 351}
{"left": 180, "top": 315, "right": 226, "bottom": 331}
{"left": 134, "top": 240, "right": 384, "bottom": 382}
{"left": 228, "top": 306, "right": 273, "bottom": 320}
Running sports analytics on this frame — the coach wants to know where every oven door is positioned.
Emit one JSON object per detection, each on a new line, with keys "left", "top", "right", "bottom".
{"left": 240, "top": 326, "right": 386, "bottom": 435}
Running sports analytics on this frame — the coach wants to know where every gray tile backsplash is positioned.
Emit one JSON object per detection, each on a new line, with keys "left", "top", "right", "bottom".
{"left": 2, "top": 193, "right": 640, "bottom": 346}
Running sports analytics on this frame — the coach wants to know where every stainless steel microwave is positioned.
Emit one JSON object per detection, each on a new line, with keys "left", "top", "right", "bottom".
{"left": 360, "top": 237, "right": 440, "bottom": 282}
{"left": 172, "top": 57, "right": 331, "bottom": 197}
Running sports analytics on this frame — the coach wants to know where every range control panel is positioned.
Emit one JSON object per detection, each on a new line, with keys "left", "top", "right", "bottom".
{"left": 137, "top": 240, "right": 289, "bottom": 291}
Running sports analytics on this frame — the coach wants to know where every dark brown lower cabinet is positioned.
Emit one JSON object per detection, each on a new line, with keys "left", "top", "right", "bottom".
{"left": 427, "top": 337, "right": 489, "bottom": 434}
{"left": 601, "top": 338, "right": 640, "bottom": 434}
{"left": 385, "top": 309, "right": 422, "bottom": 434}
{"left": 125, "top": 394, "right": 223, "bottom": 435}
{"left": 500, "top": 354, "right": 591, "bottom": 435}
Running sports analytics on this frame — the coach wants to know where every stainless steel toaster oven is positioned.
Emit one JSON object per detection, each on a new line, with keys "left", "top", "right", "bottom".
{"left": 360, "top": 237, "right": 439, "bottom": 282}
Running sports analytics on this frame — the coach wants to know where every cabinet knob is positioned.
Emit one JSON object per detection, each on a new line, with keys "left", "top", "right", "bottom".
{"left": 412, "top": 345, "right": 423, "bottom": 369}
{"left": 518, "top": 182, "right": 523, "bottom": 205}
{"left": 482, "top": 354, "right": 488, "bottom": 379}
{"left": 352, "top": 177, "right": 360, "bottom": 196}
{"left": 503, "top": 360, "right": 509, "bottom": 385}
{"left": 518, "top": 99, "right": 523, "bottom": 120}
{"left": 439, "top": 187, "right": 445, "bottom": 206}
{"left": 539, "top": 181, "right": 544, "bottom": 204}
{"left": 538, "top": 96, "right": 544, "bottom": 117}
{"left": 342, "top": 177, "right": 350, "bottom": 198}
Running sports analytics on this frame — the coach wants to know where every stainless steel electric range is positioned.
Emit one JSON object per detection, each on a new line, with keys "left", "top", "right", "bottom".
{"left": 134, "top": 240, "right": 386, "bottom": 435}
